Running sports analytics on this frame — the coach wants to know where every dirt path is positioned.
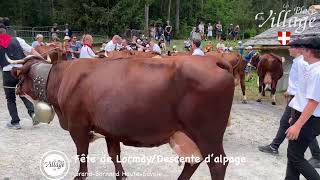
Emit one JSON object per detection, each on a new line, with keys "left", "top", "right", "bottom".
{"left": 0, "top": 76, "right": 316, "bottom": 179}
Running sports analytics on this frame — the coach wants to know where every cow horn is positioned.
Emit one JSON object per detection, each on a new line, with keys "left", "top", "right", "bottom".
{"left": 281, "top": 57, "right": 286, "bottom": 63}
{"left": 5, "top": 53, "right": 26, "bottom": 64}
{"left": 46, "top": 54, "right": 52, "bottom": 63}
{"left": 104, "top": 51, "right": 108, "bottom": 58}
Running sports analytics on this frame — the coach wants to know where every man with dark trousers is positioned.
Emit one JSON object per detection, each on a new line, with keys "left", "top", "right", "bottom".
{"left": 0, "top": 20, "right": 41, "bottom": 129}
{"left": 258, "top": 38, "right": 320, "bottom": 168}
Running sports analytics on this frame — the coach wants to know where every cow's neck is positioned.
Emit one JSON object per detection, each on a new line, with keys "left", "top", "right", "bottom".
{"left": 46, "top": 62, "right": 69, "bottom": 106}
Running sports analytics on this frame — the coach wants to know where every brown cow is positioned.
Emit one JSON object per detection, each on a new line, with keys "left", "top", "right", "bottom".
{"left": 206, "top": 52, "right": 247, "bottom": 103}
{"left": 98, "top": 50, "right": 159, "bottom": 60}
{"left": 8, "top": 53, "right": 234, "bottom": 180}
{"left": 250, "top": 53, "right": 284, "bottom": 105}
{"left": 34, "top": 44, "right": 68, "bottom": 62}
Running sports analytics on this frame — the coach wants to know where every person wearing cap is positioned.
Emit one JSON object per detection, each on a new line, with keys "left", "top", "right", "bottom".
{"left": 192, "top": 39, "right": 204, "bottom": 56}
{"left": 244, "top": 46, "right": 255, "bottom": 81}
{"left": 0, "top": 22, "right": 42, "bottom": 129}
{"left": 31, "top": 34, "right": 45, "bottom": 48}
{"left": 258, "top": 39, "right": 320, "bottom": 165}
{"left": 285, "top": 36, "right": 320, "bottom": 179}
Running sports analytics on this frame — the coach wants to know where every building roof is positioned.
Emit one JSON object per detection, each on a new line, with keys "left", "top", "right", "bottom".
{"left": 244, "top": 6, "right": 320, "bottom": 46}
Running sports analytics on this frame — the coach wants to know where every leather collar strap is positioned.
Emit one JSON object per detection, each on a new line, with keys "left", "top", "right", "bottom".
{"left": 30, "top": 63, "right": 52, "bottom": 102}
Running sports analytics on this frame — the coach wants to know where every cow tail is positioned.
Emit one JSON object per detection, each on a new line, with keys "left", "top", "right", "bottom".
{"left": 216, "top": 60, "right": 233, "bottom": 74}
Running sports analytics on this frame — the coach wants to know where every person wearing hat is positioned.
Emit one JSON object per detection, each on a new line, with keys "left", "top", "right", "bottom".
{"left": 285, "top": 36, "right": 320, "bottom": 179}
{"left": 0, "top": 22, "right": 42, "bottom": 129}
{"left": 63, "top": 36, "right": 71, "bottom": 60}
{"left": 31, "top": 34, "right": 45, "bottom": 48}
{"left": 244, "top": 46, "right": 255, "bottom": 81}
{"left": 258, "top": 39, "right": 320, "bottom": 167}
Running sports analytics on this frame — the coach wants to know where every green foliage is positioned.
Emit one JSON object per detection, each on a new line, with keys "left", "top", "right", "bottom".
{"left": 1, "top": 0, "right": 319, "bottom": 38}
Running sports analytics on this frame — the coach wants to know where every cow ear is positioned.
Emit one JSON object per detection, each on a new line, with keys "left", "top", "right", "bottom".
{"left": 11, "top": 67, "right": 22, "bottom": 78}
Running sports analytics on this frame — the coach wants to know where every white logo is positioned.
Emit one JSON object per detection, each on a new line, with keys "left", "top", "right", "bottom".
{"left": 40, "top": 150, "right": 70, "bottom": 180}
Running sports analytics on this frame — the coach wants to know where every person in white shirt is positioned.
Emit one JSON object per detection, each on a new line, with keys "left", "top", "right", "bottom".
{"left": 285, "top": 37, "right": 320, "bottom": 179}
{"left": 198, "top": 21, "right": 205, "bottom": 39}
{"left": 149, "top": 40, "right": 161, "bottom": 55}
{"left": 0, "top": 22, "right": 41, "bottom": 129}
{"left": 207, "top": 23, "right": 213, "bottom": 40}
{"left": 258, "top": 40, "right": 310, "bottom": 155}
{"left": 191, "top": 39, "right": 204, "bottom": 56}
{"left": 105, "top": 35, "right": 122, "bottom": 53}
{"left": 79, "top": 34, "right": 98, "bottom": 58}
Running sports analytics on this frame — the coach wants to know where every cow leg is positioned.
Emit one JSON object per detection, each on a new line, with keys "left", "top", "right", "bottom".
{"left": 70, "top": 127, "right": 90, "bottom": 180}
{"left": 240, "top": 73, "right": 247, "bottom": 104}
{"left": 177, "top": 162, "right": 201, "bottom": 180}
{"left": 106, "top": 138, "right": 127, "bottom": 180}
{"left": 257, "top": 78, "right": 263, "bottom": 103}
{"left": 262, "top": 83, "right": 266, "bottom": 96}
{"left": 198, "top": 142, "right": 227, "bottom": 180}
{"left": 271, "top": 80, "right": 277, "bottom": 105}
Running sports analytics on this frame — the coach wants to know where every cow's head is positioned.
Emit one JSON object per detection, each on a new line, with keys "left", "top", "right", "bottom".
{"left": 250, "top": 52, "right": 260, "bottom": 68}
{"left": 6, "top": 53, "right": 51, "bottom": 101}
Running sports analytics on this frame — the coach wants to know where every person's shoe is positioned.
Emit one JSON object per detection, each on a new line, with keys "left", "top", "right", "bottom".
{"left": 32, "top": 113, "right": 40, "bottom": 126}
{"left": 258, "top": 144, "right": 279, "bottom": 155}
{"left": 6, "top": 122, "right": 22, "bottom": 130}
{"left": 308, "top": 157, "right": 320, "bottom": 168}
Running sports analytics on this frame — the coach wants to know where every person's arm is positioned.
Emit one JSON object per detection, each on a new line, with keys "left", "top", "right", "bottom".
{"left": 286, "top": 100, "right": 319, "bottom": 140}
{"left": 16, "top": 37, "right": 42, "bottom": 56}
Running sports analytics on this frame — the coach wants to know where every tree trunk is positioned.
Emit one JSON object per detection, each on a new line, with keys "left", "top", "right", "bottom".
{"left": 175, "top": 0, "right": 180, "bottom": 34}
{"left": 168, "top": 0, "right": 172, "bottom": 22}
{"left": 201, "top": 0, "right": 204, "bottom": 13}
{"left": 144, "top": 4, "right": 149, "bottom": 37}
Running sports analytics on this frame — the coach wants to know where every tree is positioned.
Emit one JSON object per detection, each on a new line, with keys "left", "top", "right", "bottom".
{"left": 168, "top": 0, "right": 172, "bottom": 22}
{"left": 145, "top": 4, "right": 149, "bottom": 36}
{"left": 175, "top": 0, "right": 180, "bottom": 34}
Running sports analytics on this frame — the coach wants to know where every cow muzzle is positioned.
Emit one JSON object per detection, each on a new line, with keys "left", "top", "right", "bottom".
{"left": 33, "top": 101, "right": 55, "bottom": 124}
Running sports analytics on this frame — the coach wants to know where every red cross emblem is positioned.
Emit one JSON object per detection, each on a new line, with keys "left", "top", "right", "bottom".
{"left": 278, "top": 31, "right": 291, "bottom": 45}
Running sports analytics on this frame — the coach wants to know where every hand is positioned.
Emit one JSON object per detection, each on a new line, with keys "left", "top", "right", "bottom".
{"left": 284, "top": 91, "right": 289, "bottom": 98}
{"left": 286, "top": 124, "right": 301, "bottom": 140}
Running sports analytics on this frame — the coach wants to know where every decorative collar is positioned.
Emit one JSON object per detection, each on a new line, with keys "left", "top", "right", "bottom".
{"left": 30, "top": 63, "right": 52, "bottom": 102}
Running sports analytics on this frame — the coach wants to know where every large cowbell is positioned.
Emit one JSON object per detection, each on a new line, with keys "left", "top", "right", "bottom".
{"left": 33, "top": 101, "right": 55, "bottom": 124}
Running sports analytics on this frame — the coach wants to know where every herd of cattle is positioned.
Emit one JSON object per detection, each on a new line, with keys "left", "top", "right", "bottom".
{"left": 7, "top": 44, "right": 284, "bottom": 179}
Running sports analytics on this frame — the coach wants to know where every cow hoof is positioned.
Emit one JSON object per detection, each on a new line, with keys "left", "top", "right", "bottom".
{"left": 242, "top": 100, "right": 247, "bottom": 104}
{"left": 74, "top": 176, "right": 86, "bottom": 180}
{"left": 116, "top": 176, "right": 127, "bottom": 180}
{"left": 257, "top": 99, "right": 261, "bottom": 103}
{"left": 272, "top": 102, "right": 276, "bottom": 105}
